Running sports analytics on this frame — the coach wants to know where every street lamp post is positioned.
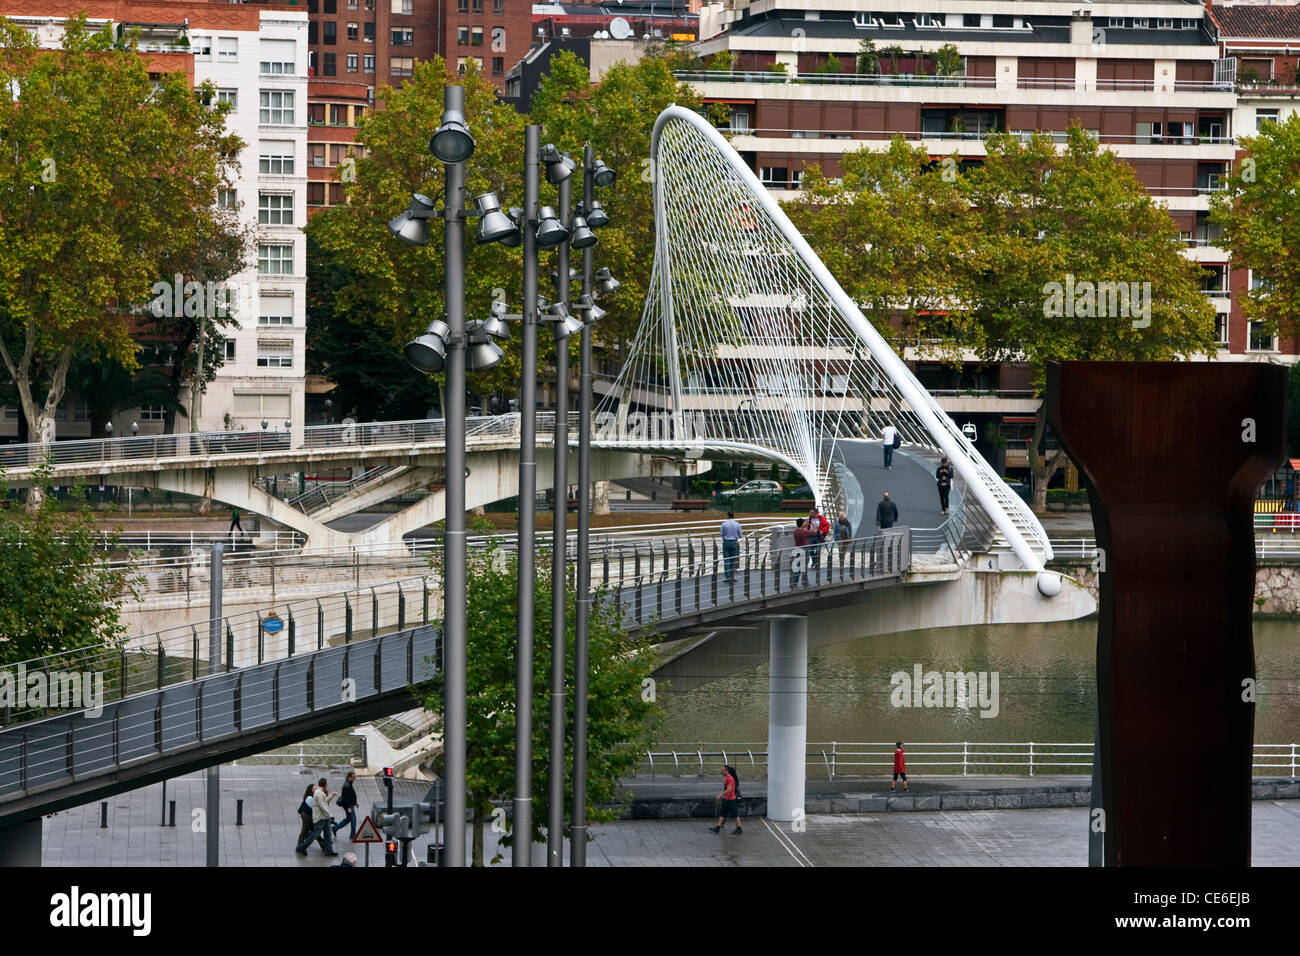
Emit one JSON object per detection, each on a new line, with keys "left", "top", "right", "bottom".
{"left": 547, "top": 151, "right": 573, "bottom": 868}
{"left": 513, "top": 124, "right": 542, "bottom": 866}
{"left": 392, "top": 84, "right": 476, "bottom": 867}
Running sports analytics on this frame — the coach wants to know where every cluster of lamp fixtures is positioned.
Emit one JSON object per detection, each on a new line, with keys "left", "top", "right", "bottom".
{"left": 392, "top": 126, "right": 621, "bottom": 370}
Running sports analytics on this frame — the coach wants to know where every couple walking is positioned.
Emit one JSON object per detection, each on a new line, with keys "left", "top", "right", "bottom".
{"left": 295, "top": 771, "right": 360, "bottom": 856}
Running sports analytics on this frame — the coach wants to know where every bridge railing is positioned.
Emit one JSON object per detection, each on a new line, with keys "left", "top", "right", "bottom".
{"left": 0, "top": 624, "right": 439, "bottom": 807}
{"left": 1048, "top": 533, "right": 1300, "bottom": 561}
{"left": 606, "top": 528, "right": 910, "bottom": 629}
{"left": 637, "top": 741, "right": 1300, "bottom": 780}
{"left": 0, "top": 574, "right": 438, "bottom": 727}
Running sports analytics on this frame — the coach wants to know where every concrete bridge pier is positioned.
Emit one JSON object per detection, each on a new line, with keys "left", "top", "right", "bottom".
{"left": 766, "top": 615, "right": 808, "bottom": 822}
{"left": 0, "top": 819, "right": 41, "bottom": 867}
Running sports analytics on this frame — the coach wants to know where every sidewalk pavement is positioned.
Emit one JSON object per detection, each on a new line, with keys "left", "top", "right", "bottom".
{"left": 39, "top": 765, "right": 1300, "bottom": 867}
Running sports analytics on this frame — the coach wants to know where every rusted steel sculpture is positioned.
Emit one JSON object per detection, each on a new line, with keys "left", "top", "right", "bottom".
{"left": 1047, "top": 361, "right": 1285, "bottom": 866}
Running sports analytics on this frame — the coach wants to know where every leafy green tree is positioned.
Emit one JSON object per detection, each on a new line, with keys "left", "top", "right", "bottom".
{"left": 422, "top": 542, "right": 661, "bottom": 866}
{"left": 963, "top": 127, "right": 1217, "bottom": 510}
{"left": 818, "top": 54, "right": 843, "bottom": 75}
{"left": 932, "top": 43, "right": 963, "bottom": 79}
{"left": 1210, "top": 113, "right": 1300, "bottom": 344}
{"left": 856, "top": 38, "right": 879, "bottom": 75}
{"left": 0, "top": 17, "right": 242, "bottom": 465}
{"left": 0, "top": 467, "right": 132, "bottom": 667}
{"left": 788, "top": 137, "right": 981, "bottom": 355}
{"left": 881, "top": 45, "right": 905, "bottom": 75}
{"left": 65, "top": 353, "right": 187, "bottom": 438}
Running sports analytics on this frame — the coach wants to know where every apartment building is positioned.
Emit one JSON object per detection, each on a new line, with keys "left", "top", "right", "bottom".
{"left": 0, "top": 1, "right": 309, "bottom": 439}
{"left": 647, "top": 0, "right": 1295, "bottom": 477}
{"left": 304, "top": 0, "right": 532, "bottom": 220}
{"left": 1208, "top": 1, "right": 1300, "bottom": 355}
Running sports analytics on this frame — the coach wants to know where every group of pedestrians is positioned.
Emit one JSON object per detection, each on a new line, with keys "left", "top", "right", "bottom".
{"left": 295, "top": 771, "right": 360, "bottom": 857}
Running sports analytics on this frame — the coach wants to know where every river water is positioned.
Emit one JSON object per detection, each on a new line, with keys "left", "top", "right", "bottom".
{"left": 654, "top": 619, "right": 1300, "bottom": 748}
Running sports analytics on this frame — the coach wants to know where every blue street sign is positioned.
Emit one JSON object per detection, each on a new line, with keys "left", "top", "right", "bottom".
{"left": 262, "top": 614, "right": 284, "bottom": 634}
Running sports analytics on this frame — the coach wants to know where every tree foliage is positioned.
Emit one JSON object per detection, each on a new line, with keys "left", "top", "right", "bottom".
{"left": 792, "top": 125, "right": 1216, "bottom": 510}
{"left": 0, "top": 16, "right": 244, "bottom": 454}
{"left": 1210, "top": 112, "right": 1300, "bottom": 343}
{"left": 306, "top": 51, "right": 699, "bottom": 411}
{"left": 0, "top": 467, "right": 133, "bottom": 666}
{"left": 421, "top": 540, "right": 662, "bottom": 866}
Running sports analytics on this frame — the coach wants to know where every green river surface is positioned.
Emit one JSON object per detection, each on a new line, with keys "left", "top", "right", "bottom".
{"left": 653, "top": 620, "right": 1300, "bottom": 756}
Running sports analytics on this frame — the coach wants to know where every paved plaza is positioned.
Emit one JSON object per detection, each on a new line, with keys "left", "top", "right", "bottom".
{"left": 39, "top": 765, "right": 1300, "bottom": 867}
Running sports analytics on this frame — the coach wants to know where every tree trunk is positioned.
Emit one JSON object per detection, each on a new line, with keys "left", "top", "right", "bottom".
{"left": 0, "top": 336, "right": 75, "bottom": 511}
{"left": 1029, "top": 399, "right": 1066, "bottom": 515}
{"left": 471, "top": 802, "right": 484, "bottom": 867}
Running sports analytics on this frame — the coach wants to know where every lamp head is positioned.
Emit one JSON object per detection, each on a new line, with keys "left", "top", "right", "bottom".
{"left": 591, "top": 159, "right": 617, "bottom": 187}
{"left": 465, "top": 339, "right": 504, "bottom": 371}
{"left": 497, "top": 207, "right": 524, "bottom": 248}
{"left": 584, "top": 199, "right": 610, "bottom": 229}
{"left": 535, "top": 205, "right": 569, "bottom": 248}
{"left": 595, "top": 267, "right": 621, "bottom": 295}
{"left": 404, "top": 318, "right": 450, "bottom": 374}
{"left": 474, "top": 192, "right": 518, "bottom": 245}
{"left": 541, "top": 144, "right": 575, "bottom": 184}
{"left": 569, "top": 215, "right": 597, "bottom": 250}
{"left": 429, "top": 109, "right": 475, "bottom": 163}
{"left": 388, "top": 193, "right": 436, "bottom": 246}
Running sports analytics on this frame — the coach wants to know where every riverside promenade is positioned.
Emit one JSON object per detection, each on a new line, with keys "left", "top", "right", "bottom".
{"left": 39, "top": 766, "right": 1300, "bottom": 867}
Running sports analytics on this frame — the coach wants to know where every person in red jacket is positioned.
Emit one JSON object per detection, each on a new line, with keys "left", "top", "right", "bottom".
{"left": 891, "top": 740, "right": 909, "bottom": 792}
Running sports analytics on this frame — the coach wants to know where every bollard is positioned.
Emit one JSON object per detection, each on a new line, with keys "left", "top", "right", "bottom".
{"left": 168, "top": 800, "right": 176, "bottom": 827}
{"left": 100, "top": 802, "right": 108, "bottom": 829}
{"left": 236, "top": 798, "right": 244, "bottom": 826}
{"left": 651, "top": 490, "right": 656, "bottom": 501}
{"left": 625, "top": 489, "right": 631, "bottom": 501}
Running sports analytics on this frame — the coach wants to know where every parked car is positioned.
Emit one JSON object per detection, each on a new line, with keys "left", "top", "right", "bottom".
{"left": 783, "top": 483, "right": 814, "bottom": 499}
{"left": 721, "top": 479, "right": 783, "bottom": 497}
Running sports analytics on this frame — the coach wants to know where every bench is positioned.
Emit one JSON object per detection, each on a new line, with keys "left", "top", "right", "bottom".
{"left": 780, "top": 498, "right": 815, "bottom": 511}
{"left": 670, "top": 499, "right": 710, "bottom": 512}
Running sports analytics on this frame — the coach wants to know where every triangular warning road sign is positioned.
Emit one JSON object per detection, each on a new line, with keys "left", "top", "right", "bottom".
{"left": 352, "top": 815, "right": 384, "bottom": 843}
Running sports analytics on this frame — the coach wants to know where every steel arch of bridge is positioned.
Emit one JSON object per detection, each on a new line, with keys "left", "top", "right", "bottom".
{"left": 594, "top": 105, "right": 1053, "bottom": 579}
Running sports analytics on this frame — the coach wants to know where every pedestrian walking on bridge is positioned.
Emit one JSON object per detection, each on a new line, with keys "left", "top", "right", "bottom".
{"left": 876, "top": 492, "right": 899, "bottom": 530}
{"left": 936, "top": 457, "right": 954, "bottom": 515}
{"left": 720, "top": 511, "right": 742, "bottom": 581}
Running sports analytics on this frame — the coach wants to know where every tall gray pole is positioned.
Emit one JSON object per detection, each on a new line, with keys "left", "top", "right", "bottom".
{"left": 206, "top": 541, "right": 223, "bottom": 867}
{"left": 514, "top": 125, "right": 541, "bottom": 867}
{"left": 442, "top": 84, "right": 469, "bottom": 868}
{"left": 571, "top": 144, "right": 595, "bottom": 867}
{"left": 547, "top": 168, "right": 572, "bottom": 867}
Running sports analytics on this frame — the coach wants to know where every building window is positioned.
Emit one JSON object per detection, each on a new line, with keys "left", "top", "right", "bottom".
{"left": 392, "top": 29, "right": 414, "bottom": 46}
{"left": 223, "top": 340, "right": 236, "bottom": 361}
{"left": 348, "top": 0, "right": 357, "bottom": 7}
{"left": 322, "top": 53, "right": 336, "bottom": 76}
{"left": 759, "top": 166, "right": 801, "bottom": 189}
{"left": 139, "top": 405, "right": 167, "bottom": 422}
{"left": 323, "top": 21, "right": 337, "bottom": 45}
{"left": 259, "top": 193, "right": 294, "bottom": 225}
{"left": 729, "top": 107, "right": 750, "bottom": 132}
{"left": 258, "top": 244, "right": 294, "bottom": 275}
{"left": 217, "top": 89, "right": 237, "bottom": 109}
{"left": 218, "top": 37, "right": 237, "bottom": 60}
{"left": 307, "top": 183, "right": 326, "bottom": 205}
{"left": 307, "top": 103, "right": 326, "bottom": 125}
{"left": 457, "top": 0, "right": 468, "bottom": 11}
{"left": 391, "top": 57, "right": 414, "bottom": 78}
{"left": 363, "top": 54, "right": 375, "bottom": 73}
{"left": 365, "top": 0, "right": 374, "bottom": 7}
{"left": 309, "top": 21, "right": 318, "bottom": 45}
{"left": 392, "top": 0, "right": 414, "bottom": 13}
{"left": 311, "top": 144, "right": 326, "bottom": 166}
{"left": 259, "top": 39, "right": 295, "bottom": 74}
{"left": 458, "top": 26, "right": 469, "bottom": 46}
{"left": 492, "top": 57, "right": 504, "bottom": 76}
{"left": 1157, "top": 18, "right": 1174, "bottom": 29}
{"left": 364, "top": 22, "right": 374, "bottom": 42}
{"left": 1108, "top": 18, "right": 1126, "bottom": 28}
{"left": 259, "top": 145, "right": 294, "bottom": 175}
{"left": 259, "top": 90, "right": 295, "bottom": 125}
{"left": 217, "top": 188, "right": 237, "bottom": 210}
{"left": 1257, "top": 109, "right": 1279, "bottom": 131}
{"left": 456, "top": 57, "right": 482, "bottom": 75}
{"left": 192, "top": 35, "right": 212, "bottom": 58}
{"left": 471, "top": 26, "right": 483, "bottom": 46}
{"left": 347, "top": 53, "right": 358, "bottom": 72}
{"left": 494, "top": 0, "right": 504, "bottom": 12}
{"left": 1215, "top": 315, "right": 1229, "bottom": 346}
{"left": 259, "top": 300, "right": 294, "bottom": 325}
{"left": 473, "top": 0, "right": 483, "bottom": 12}
{"left": 347, "top": 22, "right": 358, "bottom": 41}
{"left": 233, "top": 392, "right": 291, "bottom": 417}
{"left": 1132, "top": 18, "right": 1149, "bottom": 28}
{"left": 324, "top": 0, "right": 336, "bottom": 12}
{"left": 257, "top": 350, "right": 294, "bottom": 368}
{"left": 1248, "top": 320, "right": 1277, "bottom": 351}
{"left": 330, "top": 104, "right": 347, "bottom": 125}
